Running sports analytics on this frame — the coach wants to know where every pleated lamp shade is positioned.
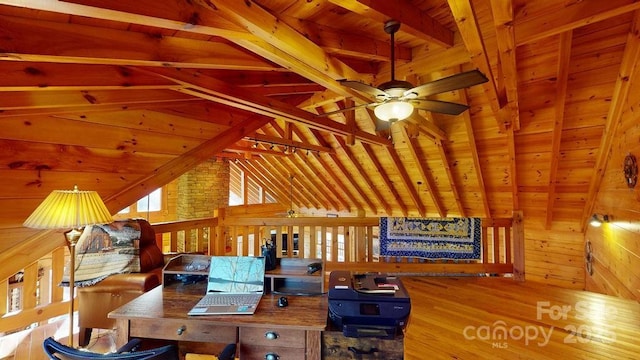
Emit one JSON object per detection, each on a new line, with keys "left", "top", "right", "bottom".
{"left": 23, "top": 185, "right": 113, "bottom": 229}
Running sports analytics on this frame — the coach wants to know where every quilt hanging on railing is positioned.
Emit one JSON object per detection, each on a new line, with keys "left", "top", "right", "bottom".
{"left": 380, "top": 217, "right": 482, "bottom": 260}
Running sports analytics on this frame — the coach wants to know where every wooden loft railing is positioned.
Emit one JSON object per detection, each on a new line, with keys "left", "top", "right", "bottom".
{"left": 151, "top": 213, "right": 522, "bottom": 279}
{"left": 0, "top": 213, "right": 523, "bottom": 336}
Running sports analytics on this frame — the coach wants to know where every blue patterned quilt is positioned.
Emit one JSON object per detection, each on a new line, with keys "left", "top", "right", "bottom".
{"left": 380, "top": 217, "right": 482, "bottom": 260}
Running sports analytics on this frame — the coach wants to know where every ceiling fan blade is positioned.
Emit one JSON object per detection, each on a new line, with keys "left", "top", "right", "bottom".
{"left": 405, "top": 70, "right": 488, "bottom": 98}
{"left": 411, "top": 99, "right": 470, "bottom": 115}
{"left": 339, "top": 80, "right": 389, "bottom": 98}
{"left": 316, "top": 102, "right": 376, "bottom": 117}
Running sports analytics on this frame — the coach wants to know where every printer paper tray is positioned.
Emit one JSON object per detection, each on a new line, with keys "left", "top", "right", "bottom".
{"left": 343, "top": 324, "right": 401, "bottom": 339}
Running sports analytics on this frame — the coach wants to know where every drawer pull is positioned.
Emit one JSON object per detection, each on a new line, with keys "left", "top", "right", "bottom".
{"left": 264, "top": 331, "right": 279, "bottom": 340}
{"left": 264, "top": 353, "right": 280, "bottom": 360}
{"left": 176, "top": 325, "right": 186, "bottom": 336}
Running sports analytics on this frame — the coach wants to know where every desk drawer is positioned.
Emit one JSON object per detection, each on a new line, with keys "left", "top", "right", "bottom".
{"left": 130, "top": 319, "right": 237, "bottom": 343}
{"left": 240, "top": 327, "right": 305, "bottom": 348}
{"left": 240, "top": 344, "right": 306, "bottom": 360}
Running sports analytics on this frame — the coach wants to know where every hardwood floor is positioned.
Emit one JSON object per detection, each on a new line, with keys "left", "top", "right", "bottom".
{"left": 402, "top": 276, "right": 640, "bottom": 359}
{"left": 3, "top": 277, "right": 640, "bottom": 359}
{"left": 0, "top": 316, "right": 116, "bottom": 360}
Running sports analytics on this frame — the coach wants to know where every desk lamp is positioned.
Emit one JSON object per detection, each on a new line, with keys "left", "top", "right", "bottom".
{"left": 23, "top": 185, "right": 113, "bottom": 347}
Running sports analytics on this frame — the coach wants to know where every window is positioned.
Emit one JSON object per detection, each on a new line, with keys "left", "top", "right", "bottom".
{"left": 229, "top": 161, "right": 275, "bottom": 206}
{"left": 137, "top": 188, "right": 162, "bottom": 212}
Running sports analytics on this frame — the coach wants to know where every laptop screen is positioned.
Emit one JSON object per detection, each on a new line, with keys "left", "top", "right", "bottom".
{"left": 206, "top": 256, "right": 265, "bottom": 293}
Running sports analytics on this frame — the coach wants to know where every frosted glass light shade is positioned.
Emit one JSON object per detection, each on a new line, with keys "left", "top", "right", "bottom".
{"left": 23, "top": 185, "right": 113, "bottom": 229}
{"left": 374, "top": 100, "right": 414, "bottom": 121}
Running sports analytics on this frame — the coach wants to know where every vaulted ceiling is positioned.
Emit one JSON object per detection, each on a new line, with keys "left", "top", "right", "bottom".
{"left": 2, "top": 0, "right": 639, "bottom": 236}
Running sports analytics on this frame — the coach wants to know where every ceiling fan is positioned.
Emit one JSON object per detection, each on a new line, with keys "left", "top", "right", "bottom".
{"left": 326, "top": 20, "right": 489, "bottom": 125}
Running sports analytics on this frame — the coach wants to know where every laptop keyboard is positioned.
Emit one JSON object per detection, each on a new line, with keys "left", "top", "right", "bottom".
{"left": 197, "top": 293, "right": 262, "bottom": 307}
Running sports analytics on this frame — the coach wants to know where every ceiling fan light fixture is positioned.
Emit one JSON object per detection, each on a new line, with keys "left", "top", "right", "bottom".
{"left": 374, "top": 100, "right": 414, "bottom": 121}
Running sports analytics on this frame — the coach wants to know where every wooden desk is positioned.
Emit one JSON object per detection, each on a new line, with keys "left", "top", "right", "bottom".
{"left": 109, "top": 283, "right": 328, "bottom": 360}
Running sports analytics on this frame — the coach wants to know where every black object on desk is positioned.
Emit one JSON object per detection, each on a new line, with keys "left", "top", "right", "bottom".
{"left": 328, "top": 271, "right": 410, "bottom": 339}
{"left": 307, "top": 262, "right": 322, "bottom": 274}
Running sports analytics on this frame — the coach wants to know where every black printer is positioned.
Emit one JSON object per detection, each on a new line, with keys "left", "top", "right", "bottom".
{"left": 328, "top": 271, "right": 411, "bottom": 339}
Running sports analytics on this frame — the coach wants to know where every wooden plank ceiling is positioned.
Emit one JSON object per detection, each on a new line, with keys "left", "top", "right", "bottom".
{"left": 1, "top": 0, "right": 639, "bottom": 231}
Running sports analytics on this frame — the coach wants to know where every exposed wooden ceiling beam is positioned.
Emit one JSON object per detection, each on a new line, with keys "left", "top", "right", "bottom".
{"left": 545, "top": 31, "right": 573, "bottom": 229}
{"left": 489, "top": 0, "right": 520, "bottom": 131}
{"left": 334, "top": 135, "right": 393, "bottom": 215}
{"left": 400, "top": 125, "right": 445, "bottom": 217}
{"left": 435, "top": 139, "right": 465, "bottom": 217}
{"left": 261, "top": 157, "right": 318, "bottom": 210}
{"left": 0, "top": 98, "right": 203, "bottom": 118}
{"left": 104, "top": 114, "right": 271, "bottom": 218}
{"left": 7, "top": 0, "right": 373, "bottom": 104}
{"left": 361, "top": 143, "right": 408, "bottom": 216}
{"left": 293, "top": 153, "right": 350, "bottom": 212}
{"left": 514, "top": 0, "right": 640, "bottom": 46}
{"left": 391, "top": 34, "right": 472, "bottom": 81}
{"left": 262, "top": 122, "right": 334, "bottom": 211}
{"left": 286, "top": 18, "right": 412, "bottom": 62}
{"left": 240, "top": 160, "right": 291, "bottom": 206}
{"left": 136, "top": 67, "right": 390, "bottom": 146}
{"left": 0, "top": 15, "right": 271, "bottom": 70}
{"left": 506, "top": 125, "right": 519, "bottom": 211}
{"left": 290, "top": 126, "right": 353, "bottom": 212}
{"left": 283, "top": 155, "right": 341, "bottom": 212}
{"left": 0, "top": 89, "right": 196, "bottom": 112}
{"left": 194, "top": 0, "right": 372, "bottom": 104}
{"left": 2, "top": 0, "right": 249, "bottom": 38}
{"left": 458, "top": 83, "right": 491, "bottom": 218}
{"left": 329, "top": 0, "right": 454, "bottom": 48}
{"left": 382, "top": 144, "right": 426, "bottom": 217}
{"left": 310, "top": 128, "right": 375, "bottom": 214}
{"left": 448, "top": 0, "right": 511, "bottom": 130}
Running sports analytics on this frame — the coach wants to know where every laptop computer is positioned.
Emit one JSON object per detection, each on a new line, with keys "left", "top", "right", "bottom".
{"left": 188, "top": 256, "right": 266, "bottom": 316}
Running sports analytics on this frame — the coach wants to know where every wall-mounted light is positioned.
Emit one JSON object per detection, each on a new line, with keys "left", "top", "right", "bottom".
{"left": 589, "top": 214, "right": 609, "bottom": 227}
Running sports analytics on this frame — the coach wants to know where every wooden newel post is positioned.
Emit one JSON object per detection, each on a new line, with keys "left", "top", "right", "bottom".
{"left": 512, "top": 210, "right": 525, "bottom": 281}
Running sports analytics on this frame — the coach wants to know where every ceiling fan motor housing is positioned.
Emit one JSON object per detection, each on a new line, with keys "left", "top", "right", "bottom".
{"left": 377, "top": 80, "right": 415, "bottom": 98}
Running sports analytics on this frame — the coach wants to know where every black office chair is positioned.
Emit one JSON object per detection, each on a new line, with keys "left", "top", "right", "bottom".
{"left": 43, "top": 337, "right": 237, "bottom": 360}
{"left": 42, "top": 337, "right": 179, "bottom": 360}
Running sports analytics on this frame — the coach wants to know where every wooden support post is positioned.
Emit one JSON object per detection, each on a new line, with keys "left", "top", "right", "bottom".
{"left": 512, "top": 210, "right": 525, "bottom": 281}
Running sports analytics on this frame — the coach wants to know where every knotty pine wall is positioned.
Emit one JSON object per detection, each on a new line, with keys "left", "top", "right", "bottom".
{"left": 585, "top": 67, "right": 640, "bottom": 302}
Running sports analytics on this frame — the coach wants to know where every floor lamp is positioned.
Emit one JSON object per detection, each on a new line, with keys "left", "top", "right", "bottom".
{"left": 23, "top": 185, "right": 113, "bottom": 347}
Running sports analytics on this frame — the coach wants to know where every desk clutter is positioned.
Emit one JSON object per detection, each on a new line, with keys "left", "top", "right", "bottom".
{"left": 162, "top": 255, "right": 324, "bottom": 295}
